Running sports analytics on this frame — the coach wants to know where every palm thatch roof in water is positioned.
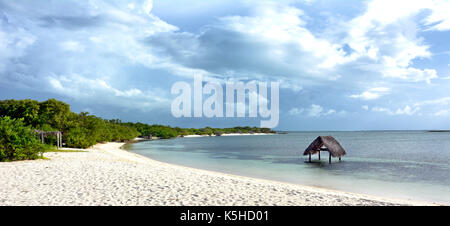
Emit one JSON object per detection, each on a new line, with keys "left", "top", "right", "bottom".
{"left": 303, "top": 136, "right": 346, "bottom": 158}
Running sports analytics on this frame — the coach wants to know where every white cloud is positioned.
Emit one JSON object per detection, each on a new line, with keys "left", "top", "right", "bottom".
{"left": 381, "top": 62, "right": 437, "bottom": 84}
{"left": 145, "top": 1, "right": 356, "bottom": 85}
{"left": 49, "top": 78, "right": 63, "bottom": 90}
{"left": 288, "top": 105, "right": 341, "bottom": 117}
{"left": 89, "top": 36, "right": 104, "bottom": 43}
{"left": 307, "top": 104, "right": 324, "bottom": 117}
{"left": 148, "top": 0, "right": 447, "bottom": 88}
{"left": 350, "top": 92, "right": 381, "bottom": 100}
{"left": 433, "top": 109, "right": 450, "bottom": 116}
{"left": 368, "top": 96, "right": 450, "bottom": 117}
{"left": 372, "top": 107, "right": 393, "bottom": 114}
{"left": 60, "top": 41, "right": 85, "bottom": 52}
{"left": 0, "top": 0, "right": 188, "bottom": 112}
{"left": 288, "top": 107, "right": 304, "bottom": 115}
{"left": 324, "top": 109, "right": 337, "bottom": 116}
{"left": 135, "top": 0, "right": 447, "bottom": 90}
{"left": 372, "top": 105, "right": 420, "bottom": 115}
{"left": 143, "top": 0, "right": 153, "bottom": 15}
{"left": 362, "top": 105, "right": 369, "bottom": 111}
{"left": 350, "top": 87, "right": 390, "bottom": 100}
{"left": 414, "top": 97, "right": 450, "bottom": 107}
{"left": 47, "top": 74, "right": 169, "bottom": 111}
{"left": 278, "top": 78, "right": 303, "bottom": 92}
{"left": 220, "top": 3, "right": 352, "bottom": 71}
{"left": 342, "top": 0, "right": 444, "bottom": 83}
{"left": 395, "top": 105, "right": 419, "bottom": 115}
{"left": 410, "top": 96, "right": 450, "bottom": 117}
{"left": 424, "top": 0, "right": 450, "bottom": 31}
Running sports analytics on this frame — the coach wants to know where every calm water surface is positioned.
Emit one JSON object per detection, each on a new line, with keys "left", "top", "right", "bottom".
{"left": 126, "top": 131, "right": 450, "bottom": 204}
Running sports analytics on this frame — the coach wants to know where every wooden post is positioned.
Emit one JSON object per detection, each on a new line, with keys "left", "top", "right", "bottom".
{"left": 60, "top": 133, "right": 63, "bottom": 148}
{"left": 318, "top": 151, "right": 321, "bottom": 160}
{"left": 329, "top": 152, "right": 331, "bottom": 164}
{"left": 309, "top": 153, "right": 311, "bottom": 163}
{"left": 339, "top": 157, "right": 341, "bottom": 162}
{"left": 58, "top": 133, "right": 61, "bottom": 149}
{"left": 56, "top": 133, "right": 59, "bottom": 149}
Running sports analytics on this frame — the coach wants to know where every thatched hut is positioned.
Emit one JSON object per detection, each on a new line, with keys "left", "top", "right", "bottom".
{"left": 303, "top": 136, "right": 346, "bottom": 163}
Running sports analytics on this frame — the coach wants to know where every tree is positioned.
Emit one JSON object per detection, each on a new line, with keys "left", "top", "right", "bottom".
{"left": 0, "top": 117, "right": 48, "bottom": 161}
{"left": 38, "top": 99, "right": 72, "bottom": 130}
{"left": 0, "top": 99, "right": 40, "bottom": 127}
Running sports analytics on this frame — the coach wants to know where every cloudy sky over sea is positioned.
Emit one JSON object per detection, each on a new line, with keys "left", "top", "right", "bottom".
{"left": 1, "top": 0, "right": 450, "bottom": 130}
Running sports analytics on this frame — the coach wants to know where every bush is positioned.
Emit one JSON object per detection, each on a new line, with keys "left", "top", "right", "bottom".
{"left": 65, "top": 127, "right": 95, "bottom": 149}
{"left": 0, "top": 117, "right": 48, "bottom": 161}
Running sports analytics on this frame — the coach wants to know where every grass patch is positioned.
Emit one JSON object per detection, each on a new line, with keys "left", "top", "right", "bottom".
{"left": 44, "top": 149, "right": 88, "bottom": 153}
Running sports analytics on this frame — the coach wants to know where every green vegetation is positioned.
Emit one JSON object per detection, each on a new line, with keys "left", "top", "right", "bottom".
{"left": 1, "top": 98, "right": 275, "bottom": 161}
{"left": 0, "top": 117, "right": 50, "bottom": 161}
{"left": 0, "top": 99, "right": 140, "bottom": 155}
{"left": 125, "top": 123, "right": 275, "bottom": 139}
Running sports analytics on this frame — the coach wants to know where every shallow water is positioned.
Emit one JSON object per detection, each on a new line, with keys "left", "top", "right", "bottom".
{"left": 127, "top": 131, "right": 450, "bottom": 204}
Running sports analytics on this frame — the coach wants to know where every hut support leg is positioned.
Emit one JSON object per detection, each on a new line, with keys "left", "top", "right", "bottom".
{"left": 329, "top": 153, "right": 331, "bottom": 164}
{"left": 58, "top": 133, "right": 62, "bottom": 149}
{"left": 339, "top": 157, "right": 341, "bottom": 162}
{"left": 309, "top": 153, "right": 311, "bottom": 163}
{"left": 56, "top": 133, "right": 59, "bottom": 149}
{"left": 318, "top": 151, "right": 321, "bottom": 160}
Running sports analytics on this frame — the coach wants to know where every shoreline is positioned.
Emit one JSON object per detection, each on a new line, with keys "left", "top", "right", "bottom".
{"left": 0, "top": 142, "right": 438, "bottom": 206}
{"left": 120, "top": 143, "right": 438, "bottom": 206}
{"left": 182, "top": 133, "right": 275, "bottom": 138}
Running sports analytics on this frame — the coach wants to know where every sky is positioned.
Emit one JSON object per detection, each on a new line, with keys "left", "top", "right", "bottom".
{"left": 1, "top": 0, "right": 450, "bottom": 131}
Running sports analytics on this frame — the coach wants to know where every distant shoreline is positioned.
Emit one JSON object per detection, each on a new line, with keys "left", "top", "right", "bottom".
{"left": 182, "top": 133, "right": 276, "bottom": 138}
{"left": 134, "top": 132, "right": 277, "bottom": 141}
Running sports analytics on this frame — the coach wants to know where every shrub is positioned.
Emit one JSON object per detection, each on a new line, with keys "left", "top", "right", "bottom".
{"left": 0, "top": 117, "right": 48, "bottom": 161}
{"left": 65, "top": 127, "right": 95, "bottom": 149}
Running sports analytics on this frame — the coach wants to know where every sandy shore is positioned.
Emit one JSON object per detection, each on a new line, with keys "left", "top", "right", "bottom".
{"left": 0, "top": 142, "right": 434, "bottom": 206}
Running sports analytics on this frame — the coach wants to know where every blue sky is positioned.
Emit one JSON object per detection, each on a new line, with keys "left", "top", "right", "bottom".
{"left": 1, "top": 0, "right": 450, "bottom": 130}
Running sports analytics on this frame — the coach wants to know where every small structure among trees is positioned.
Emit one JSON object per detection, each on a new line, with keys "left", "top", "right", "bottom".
{"left": 303, "top": 136, "right": 346, "bottom": 164}
{"left": 34, "top": 129, "right": 63, "bottom": 148}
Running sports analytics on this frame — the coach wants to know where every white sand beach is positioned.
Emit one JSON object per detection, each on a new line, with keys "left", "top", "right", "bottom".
{"left": 0, "top": 142, "right": 435, "bottom": 206}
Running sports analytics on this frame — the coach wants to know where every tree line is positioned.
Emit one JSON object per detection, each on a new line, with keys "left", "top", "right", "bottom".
{"left": 0, "top": 99, "right": 274, "bottom": 161}
{"left": 126, "top": 123, "right": 275, "bottom": 139}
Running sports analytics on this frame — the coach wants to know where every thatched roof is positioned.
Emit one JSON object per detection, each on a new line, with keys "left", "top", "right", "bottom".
{"left": 303, "top": 136, "right": 346, "bottom": 157}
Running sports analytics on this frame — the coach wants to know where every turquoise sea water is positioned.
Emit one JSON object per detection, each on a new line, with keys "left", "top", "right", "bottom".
{"left": 126, "top": 131, "right": 450, "bottom": 204}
